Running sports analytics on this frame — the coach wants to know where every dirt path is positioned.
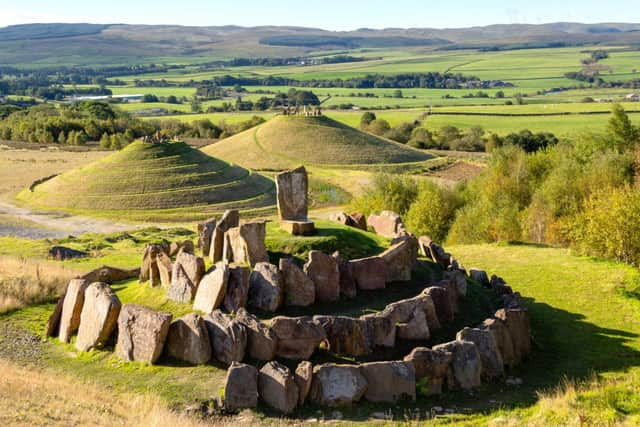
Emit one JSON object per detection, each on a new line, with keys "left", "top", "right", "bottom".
{"left": 0, "top": 201, "right": 137, "bottom": 239}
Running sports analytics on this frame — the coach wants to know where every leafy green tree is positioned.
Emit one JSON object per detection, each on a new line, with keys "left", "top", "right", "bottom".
{"left": 190, "top": 99, "right": 203, "bottom": 113}
{"left": 405, "top": 181, "right": 463, "bottom": 242}
{"left": 360, "top": 112, "right": 377, "bottom": 129}
{"left": 99, "top": 133, "right": 111, "bottom": 149}
{"left": 367, "top": 119, "right": 391, "bottom": 136}
{"left": 607, "top": 104, "right": 639, "bottom": 151}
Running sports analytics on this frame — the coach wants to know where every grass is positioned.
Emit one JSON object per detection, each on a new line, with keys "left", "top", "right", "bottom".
{"left": 203, "top": 115, "right": 431, "bottom": 170}
{"left": 18, "top": 140, "right": 276, "bottom": 214}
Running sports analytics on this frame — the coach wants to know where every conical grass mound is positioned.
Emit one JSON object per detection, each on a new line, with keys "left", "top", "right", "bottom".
{"left": 21, "top": 141, "right": 275, "bottom": 213}
{"left": 203, "top": 115, "right": 432, "bottom": 170}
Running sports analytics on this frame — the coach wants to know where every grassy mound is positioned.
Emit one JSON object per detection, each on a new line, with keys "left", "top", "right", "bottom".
{"left": 202, "top": 115, "right": 432, "bottom": 170}
{"left": 18, "top": 141, "right": 276, "bottom": 216}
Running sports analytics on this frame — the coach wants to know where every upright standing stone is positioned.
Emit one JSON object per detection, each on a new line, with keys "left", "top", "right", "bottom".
{"left": 115, "top": 304, "right": 172, "bottom": 364}
{"left": 332, "top": 252, "right": 357, "bottom": 298}
{"left": 75, "top": 283, "right": 121, "bottom": 352}
{"left": 349, "top": 256, "right": 388, "bottom": 290}
{"left": 193, "top": 263, "right": 230, "bottom": 314}
{"left": 304, "top": 251, "right": 340, "bottom": 302}
{"left": 314, "top": 316, "right": 371, "bottom": 357}
{"left": 165, "top": 313, "right": 212, "bottom": 365}
{"left": 223, "top": 222, "right": 269, "bottom": 267}
{"left": 236, "top": 308, "right": 278, "bottom": 361}
{"left": 295, "top": 361, "right": 313, "bottom": 406}
{"left": 457, "top": 327, "right": 504, "bottom": 379}
{"left": 204, "top": 310, "right": 246, "bottom": 366}
{"left": 223, "top": 265, "right": 250, "bottom": 312}
{"left": 361, "top": 361, "right": 416, "bottom": 403}
{"left": 197, "top": 218, "right": 216, "bottom": 257}
{"left": 379, "top": 237, "right": 418, "bottom": 282}
{"left": 271, "top": 316, "right": 326, "bottom": 360}
{"left": 279, "top": 258, "right": 315, "bottom": 307}
{"left": 225, "top": 362, "right": 258, "bottom": 411}
{"left": 433, "top": 340, "right": 482, "bottom": 391}
{"left": 210, "top": 210, "right": 240, "bottom": 263}
{"left": 156, "top": 252, "right": 173, "bottom": 287}
{"left": 258, "top": 361, "right": 299, "bottom": 414}
{"left": 309, "top": 364, "right": 368, "bottom": 407}
{"left": 58, "top": 279, "right": 89, "bottom": 343}
{"left": 367, "top": 211, "right": 404, "bottom": 238}
{"left": 168, "top": 252, "right": 206, "bottom": 303}
{"left": 403, "top": 347, "right": 453, "bottom": 395}
{"left": 495, "top": 308, "right": 532, "bottom": 363}
{"left": 45, "top": 293, "right": 66, "bottom": 338}
{"left": 248, "top": 262, "right": 283, "bottom": 312}
{"left": 276, "top": 166, "right": 315, "bottom": 235}
{"left": 481, "top": 317, "right": 516, "bottom": 368}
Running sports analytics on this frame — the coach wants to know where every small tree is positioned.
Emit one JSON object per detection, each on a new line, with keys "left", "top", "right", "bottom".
{"left": 608, "top": 104, "right": 639, "bottom": 151}
{"left": 359, "top": 112, "right": 376, "bottom": 129}
{"left": 99, "top": 133, "right": 111, "bottom": 149}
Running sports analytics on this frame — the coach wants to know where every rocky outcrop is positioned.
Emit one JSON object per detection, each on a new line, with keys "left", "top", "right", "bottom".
{"left": 258, "top": 361, "right": 299, "bottom": 414}
{"left": 248, "top": 262, "right": 283, "bottom": 312}
{"left": 279, "top": 258, "right": 315, "bottom": 307}
{"left": 224, "top": 362, "right": 258, "bottom": 411}
{"left": 75, "top": 282, "right": 121, "bottom": 352}
{"left": 304, "top": 251, "right": 340, "bottom": 303}
{"left": 271, "top": 316, "right": 326, "bottom": 360}
{"left": 115, "top": 304, "right": 172, "bottom": 364}
{"left": 309, "top": 364, "right": 368, "bottom": 407}
{"left": 165, "top": 313, "right": 211, "bottom": 365}
{"left": 360, "top": 361, "right": 416, "bottom": 403}
{"left": 236, "top": 308, "right": 278, "bottom": 361}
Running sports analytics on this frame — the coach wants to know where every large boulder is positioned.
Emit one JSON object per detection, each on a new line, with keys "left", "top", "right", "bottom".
{"left": 223, "top": 221, "right": 268, "bottom": 267}
{"left": 210, "top": 210, "right": 240, "bottom": 263}
{"left": 45, "top": 293, "right": 66, "bottom": 338}
{"left": 481, "top": 317, "right": 516, "bottom": 368}
{"left": 360, "top": 313, "right": 396, "bottom": 348}
{"left": 457, "top": 327, "right": 504, "bottom": 380}
{"left": 495, "top": 308, "right": 532, "bottom": 364}
{"left": 167, "top": 252, "right": 206, "bottom": 303}
{"left": 139, "top": 244, "right": 161, "bottom": 285}
{"left": 193, "top": 263, "right": 230, "bottom": 314}
{"left": 382, "top": 295, "right": 437, "bottom": 340}
{"left": 379, "top": 237, "right": 417, "bottom": 282}
{"left": 248, "top": 262, "right": 283, "bottom": 312}
{"left": 83, "top": 266, "right": 139, "bottom": 285}
{"left": 276, "top": 166, "right": 309, "bottom": 221}
{"left": 75, "top": 283, "right": 121, "bottom": 352}
{"left": 115, "top": 304, "right": 172, "bottom": 364}
{"left": 433, "top": 340, "right": 482, "bottom": 391}
{"left": 203, "top": 310, "right": 247, "bottom": 366}
{"left": 367, "top": 211, "right": 404, "bottom": 238}
{"left": 423, "top": 286, "right": 455, "bottom": 323}
{"left": 223, "top": 265, "right": 250, "bottom": 312}
{"left": 349, "top": 256, "right": 388, "bottom": 290}
{"left": 469, "top": 268, "right": 490, "bottom": 287}
{"left": 304, "top": 251, "right": 340, "bottom": 303}
{"left": 271, "top": 316, "right": 326, "bottom": 360}
{"left": 329, "top": 211, "right": 351, "bottom": 226}
{"left": 58, "top": 279, "right": 89, "bottom": 343}
{"left": 279, "top": 258, "right": 315, "bottom": 307}
{"left": 434, "top": 279, "right": 459, "bottom": 315}
{"left": 403, "top": 347, "right": 453, "bottom": 395}
{"left": 236, "top": 308, "right": 278, "bottom": 361}
{"left": 309, "top": 364, "right": 368, "bottom": 407}
{"left": 156, "top": 253, "right": 173, "bottom": 287}
{"left": 349, "top": 212, "right": 367, "bottom": 231}
{"left": 165, "top": 313, "right": 212, "bottom": 365}
{"left": 294, "top": 361, "right": 313, "bottom": 406}
{"left": 397, "top": 306, "right": 430, "bottom": 341}
{"left": 423, "top": 239, "right": 452, "bottom": 269}
{"left": 224, "top": 362, "right": 258, "bottom": 411}
{"left": 332, "top": 251, "right": 356, "bottom": 298}
{"left": 314, "top": 316, "right": 371, "bottom": 357}
{"left": 258, "top": 361, "right": 299, "bottom": 414}
{"left": 360, "top": 361, "right": 416, "bottom": 403}
{"left": 197, "top": 217, "right": 217, "bottom": 257}
{"left": 443, "top": 269, "right": 468, "bottom": 298}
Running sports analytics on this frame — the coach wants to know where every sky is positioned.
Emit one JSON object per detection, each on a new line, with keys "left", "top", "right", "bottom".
{"left": 1, "top": 0, "right": 639, "bottom": 30}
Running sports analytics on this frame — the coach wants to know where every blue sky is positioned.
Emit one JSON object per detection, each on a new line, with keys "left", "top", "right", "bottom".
{"left": 2, "top": 0, "right": 638, "bottom": 30}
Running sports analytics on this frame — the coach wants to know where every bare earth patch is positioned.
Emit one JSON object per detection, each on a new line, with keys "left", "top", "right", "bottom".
{"left": 430, "top": 161, "right": 485, "bottom": 183}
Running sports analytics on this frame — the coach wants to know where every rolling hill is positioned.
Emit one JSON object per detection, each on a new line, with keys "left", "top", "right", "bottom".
{"left": 202, "top": 114, "right": 432, "bottom": 170}
{"left": 18, "top": 140, "right": 276, "bottom": 217}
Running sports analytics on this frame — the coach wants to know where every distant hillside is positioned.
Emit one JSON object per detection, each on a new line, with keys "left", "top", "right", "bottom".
{"left": 0, "top": 22, "right": 639, "bottom": 68}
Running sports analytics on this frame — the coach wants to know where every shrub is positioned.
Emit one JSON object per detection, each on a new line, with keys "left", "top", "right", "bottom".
{"left": 350, "top": 174, "right": 418, "bottom": 217}
{"left": 405, "top": 181, "right": 463, "bottom": 242}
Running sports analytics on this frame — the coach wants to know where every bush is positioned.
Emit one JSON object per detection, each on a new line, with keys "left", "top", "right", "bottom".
{"left": 350, "top": 174, "right": 418, "bottom": 217}
{"left": 405, "top": 181, "right": 463, "bottom": 242}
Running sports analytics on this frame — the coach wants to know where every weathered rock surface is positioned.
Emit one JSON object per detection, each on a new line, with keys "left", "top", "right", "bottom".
{"left": 304, "top": 250, "right": 340, "bottom": 302}
{"left": 360, "top": 313, "right": 396, "bottom": 348}
{"left": 276, "top": 166, "right": 309, "bottom": 221}
{"left": 444, "top": 269, "right": 468, "bottom": 298}
{"left": 433, "top": 340, "right": 482, "bottom": 391}
{"left": 383, "top": 294, "right": 438, "bottom": 339}
{"left": 197, "top": 217, "right": 217, "bottom": 257}
{"left": 45, "top": 292, "right": 66, "bottom": 337}
{"left": 333, "top": 252, "right": 356, "bottom": 298}
{"left": 349, "top": 256, "right": 387, "bottom": 290}
{"left": 379, "top": 237, "right": 417, "bottom": 282}
{"left": 193, "top": 263, "right": 230, "bottom": 313}
{"left": 210, "top": 209, "right": 240, "bottom": 263}
{"left": 167, "top": 252, "right": 205, "bottom": 303}
{"left": 367, "top": 211, "right": 404, "bottom": 238}
{"left": 434, "top": 279, "right": 459, "bottom": 315}
{"left": 469, "top": 268, "right": 490, "bottom": 287}
{"left": 424, "top": 286, "right": 455, "bottom": 323}
{"left": 258, "top": 361, "right": 299, "bottom": 414}
{"left": 165, "top": 313, "right": 211, "bottom": 365}
{"left": 279, "top": 258, "right": 315, "bottom": 307}
{"left": 59, "top": 279, "right": 89, "bottom": 343}
{"left": 223, "top": 221, "right": 268, "bottom": 267}
{"left": 309, "top": 364, "right": 368, "bottom": 407}
{"left": 495, "top": 308, "right": 532, "bottom": 363}
{"left": 156, "top": 253, "right": 173, "bottom": 287}
{"left": 481, "top": 317, "right": 516, "bottom": 368}
{"left": 224, "top": 362, "right": 258, "bottom": 411}
{"left": 295, "top": 361, "right": 313, "bottom": 406}
{"left": 280, "top": 220, "right": 315, "bottom": 236}
{"left": 203, "top": 310, "right": 246, "bottom": 366}
{"left": 397, "top": 306, "right": 430, "bottom": 341}
{"left": 115, "top": 304, "right": 172, "bottom": 364}
{"left": 248, "top": 262, "right": 283, "bottom": 312}
{"left": 314, "top": 316, "right": 371, "bottom": 357}
{"left": 271, "top": 316, "right": 326, "bottom": 360}
{"left": 75, "top": 282, "right": 121, "bottom": 352}
{"left": 423, "top": 239, "right": 452, "bottom": 269}
{"left": 457, "top": 327, "right": 504, "bottom": 379}
{"left": 349, "top": 212, "right": 367, "bottom": 231}
{"left": 84, "top": 266, "right": 139, "bottom": 285}
{"left": 329, "top": 212, "right": 350, "bottom": 226}
{"left": 361, "top": 361, "right": 416, "bottom": 403}
{"left": 403, "top": 347, "right": 453, "bottom": 395}
{"left": 223, "top": 265, "right": 250, "bottom": 312}
{"left": 236, "top": 308, "right": 278, "bottom": 361}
